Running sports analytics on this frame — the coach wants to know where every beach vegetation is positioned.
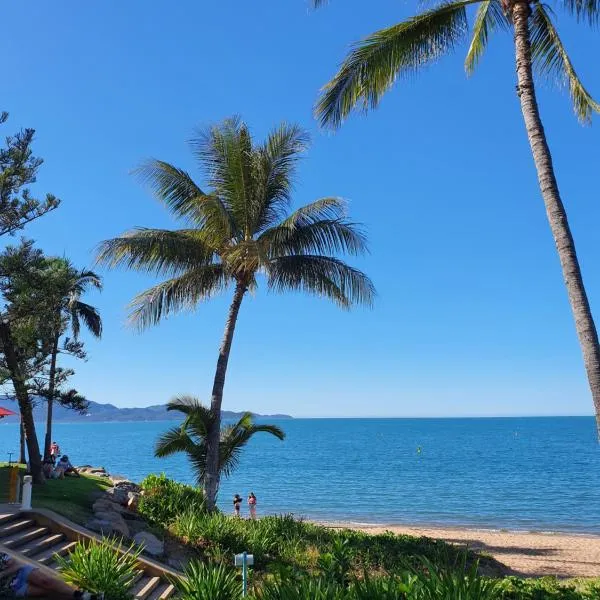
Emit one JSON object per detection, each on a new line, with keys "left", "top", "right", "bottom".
{"left": 56, "top": 537, "right": 141, "bottom": 600}
{"left": 154, "top": 396, "right": 285, "bottom": 487}
{"left": 138, "top": 472, "right": 207, "bottom": 526}
{"left": 171, "top": 560, "right": 241, "bottom": 600}
{"left": 313, "top": 0, "right": 600, "bottom": 435}
{"left": 96, "top": 117, "right": 375, "bottom": 509}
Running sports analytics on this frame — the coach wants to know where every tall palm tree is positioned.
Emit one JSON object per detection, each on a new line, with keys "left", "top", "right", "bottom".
{"left": 155, "top": 396, "right": 285, "bottom": 488}
{"left": 314, "top": 0, "right": 600, "bottom": 434}
{"left": 42, "top": 259, "right": 102, "bottom": 461}
{"left": 96, "top": 118, "right": 374, "bottom": 509}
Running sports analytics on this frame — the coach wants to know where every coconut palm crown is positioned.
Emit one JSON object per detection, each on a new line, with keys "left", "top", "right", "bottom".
{"left": 96, "top": 117, "right": 374, "bottom": 508}
{"left": 155, "top": 396, "right": 285, "bottom": 486}
{"left": 314, "top": 0, "right": 599, "bottom": 127}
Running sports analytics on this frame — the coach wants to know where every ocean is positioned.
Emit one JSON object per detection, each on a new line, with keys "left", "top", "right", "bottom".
{"left": 1, "top": 416, "right": 598, "bottom": 534}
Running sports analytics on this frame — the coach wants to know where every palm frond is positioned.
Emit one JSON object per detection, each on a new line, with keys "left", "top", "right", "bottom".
{"left": 260, "top": 216, "right": 368, "bottom": 258}
{"left": 127, "top": 265, "right": 228, "bottom": 330}
{"left": 96, "top": 228, "right": 216, "bottom": 276}
{"left": 189, "top": 117, "right": 256, "bottom": 239}
{"left": 70, "top": 301, "right": 102, "bottom": 339}
{"left": 315, "top": 0, "right": 475, "bottom": 128}
{"left": 218, "top": 413, "right": 285, "bottom": 479}
{"left": 465, "top": 0, "right": 509, "bottom": 74}
{"left": 531, "top": 3, "right": 600, "bottom": 123}
{"left": 562, "top": 0, "right": 600, "bottom": 25}
{"left": 155, "top": 425, "right": 197, "bottom": 458}
{"left": 253, "top": 123, "right": 310, "bottom": 233}
{"left": 134, "top": 160, "right": 234, "bottom": 239}
{"left": 267, "top": 255, "right": 375, "bottom": 309}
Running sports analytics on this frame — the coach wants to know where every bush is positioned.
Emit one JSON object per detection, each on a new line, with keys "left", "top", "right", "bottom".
{"left": 496, "top": 576, "right": 600, "bottom": 599}
{"left": 254, "top": 578, "right": 346, "bottom": 600}
{"left": 56, "top": 537, "right": 141, "bottom": 600}
{"left": 172, "top": 561, "right": 241, "bottom": 600}
{"left": 138, "top": 473, "right": 206, "bottom": 526}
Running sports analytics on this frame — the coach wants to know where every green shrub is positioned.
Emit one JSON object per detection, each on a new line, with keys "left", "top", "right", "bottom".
{"left": 349, "top": 573, "right": 414, "bottom": 599}
{"left": 138, "top": 473, "right": 206, "bottom": 526}
{"left": 56, "top": 538, "right": 141, "bottom": 600}
{"left": 406, "top": 556, "right": 501, "bottom": 600}
{"left": 254, "top": 578, "right": 347, "bottom": 600}
{"left": 496, "top": 576, "right": 596, "bottom": 599}
{"left": 172, "top": 561, "right": 241, "bottom": 600}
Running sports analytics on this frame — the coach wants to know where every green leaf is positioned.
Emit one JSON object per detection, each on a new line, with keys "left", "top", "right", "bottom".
{"left": 530, "top": 3, "right": 600, "bottom": 123}
{"left": 465, "top": 0, "right": 509, "bottom": 74}
{"left": 316, "top": 1, "right": 476, "bottom": 128}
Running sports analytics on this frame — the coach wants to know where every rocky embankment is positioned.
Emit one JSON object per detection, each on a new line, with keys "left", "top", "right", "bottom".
{"left": 76, "top": 466, "right": 167, "bottom": 562}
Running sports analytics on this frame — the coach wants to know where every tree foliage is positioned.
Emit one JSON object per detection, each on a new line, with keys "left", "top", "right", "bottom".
{"left": 0, "top": 112, "right": 59, "bottom": 236}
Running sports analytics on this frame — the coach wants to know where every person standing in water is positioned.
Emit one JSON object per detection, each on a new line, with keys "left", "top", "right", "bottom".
{"left": 248, "top": 492, "right": 257, "bottom": 520}
{"left": 233, "top": 494, "right": 243, "bottom": 517}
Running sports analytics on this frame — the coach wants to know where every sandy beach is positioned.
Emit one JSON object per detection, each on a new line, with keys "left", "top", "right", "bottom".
{"left": 328, "top": 524, "right": 600, "bottom": 578}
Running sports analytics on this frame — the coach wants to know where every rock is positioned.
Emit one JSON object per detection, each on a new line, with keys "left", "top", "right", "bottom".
{"left": 85, "top": 518, "right": 115, "bottom": 536}
{"left": 133, "top": 532, "right": 164, "bottom": 557}
{"left": 114, "top": 480, "right": 141, "bottom": 494}
{"left": 105, "top": 487, "right": 129, "bottom": 505}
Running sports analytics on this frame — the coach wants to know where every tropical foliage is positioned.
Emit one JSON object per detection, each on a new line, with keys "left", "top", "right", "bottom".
{"left": 97, "top": 117, "right": 374, "bottom": 508}
{"left": 56, "top": 537, "right": 141, "bottom": 600}
{"left": 154, "top": 396, "right": 285, "bottom": 485}
{"left": 138, "top": 473, "right": 207, "bottom": 526}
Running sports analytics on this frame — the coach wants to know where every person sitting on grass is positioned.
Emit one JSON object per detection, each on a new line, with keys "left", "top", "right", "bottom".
{"left": 0, "top": 550, "right": 103, "bottom": 599}
{"left": 53, "top": 455, "right": 80, "bottom": 479}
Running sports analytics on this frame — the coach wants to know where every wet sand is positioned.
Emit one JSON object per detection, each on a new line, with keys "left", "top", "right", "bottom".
{"left": 327, "top": 523, "right": 600, "bottom": 578}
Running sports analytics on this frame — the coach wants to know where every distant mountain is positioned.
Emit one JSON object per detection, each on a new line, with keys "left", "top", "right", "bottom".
{"left": 0, "top": 399, "right": 292, "bottom": 423}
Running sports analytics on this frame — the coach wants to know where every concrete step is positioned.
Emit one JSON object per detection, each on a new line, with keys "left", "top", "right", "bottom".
{"left": 147, "top": 583, "right": 176, "bottom": 600}
{"left": 0, "top": 518, "right": 35, "bottom": 537}
{"left": 134, "top": 575, "right": 161, "bottom": 599}
{"left": 20, "top": 533, "right": 65, "bottom": 557}
{"left": 1, "top": 526, "right": 48, "bottom": 548}
{"left": 35, "top": 540, "right": 77, "bottom": 566}
{"left": 0, "top": 512, "right": 19, "bottom": 526}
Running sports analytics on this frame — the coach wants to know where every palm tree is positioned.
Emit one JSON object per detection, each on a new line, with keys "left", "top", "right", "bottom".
{"left": 155, "top": 396, "right": 285, "bottom": 489}
{"left": 42, "top": 259, "right": 102, "bottom": 461}
{"left": 314, "top": 0, "right": 600, "bottom": 434}
{"left": 96, "top": 118, "right": 374, "bottom": 509}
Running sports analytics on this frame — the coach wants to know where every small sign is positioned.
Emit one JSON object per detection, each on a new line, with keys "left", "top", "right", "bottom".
{"left": 234, "top": 553, "right": 254, "bottom": 567}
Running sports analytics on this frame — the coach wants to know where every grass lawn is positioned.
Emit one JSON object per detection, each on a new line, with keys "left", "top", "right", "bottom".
{"left": 0, "top": 463, "right": 111, "bottom": 524}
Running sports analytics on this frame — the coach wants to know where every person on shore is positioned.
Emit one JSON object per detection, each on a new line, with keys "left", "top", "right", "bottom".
{"left": 53, "top": 455, "right": 80, "bottom": 479}
{"left": 42, "top": 459, "right": 54, "bottom": 479}
{"left": 0, "top": 551, "right": 103, "bottom": 599}
{"left": 49, "top": 441, "right": 60, "bottom": 464}
{"left": 248, "top": 492, "right": 257, "bottom": 520}
{"left": 233, "top": 494, "right": 243, "bottom": 517}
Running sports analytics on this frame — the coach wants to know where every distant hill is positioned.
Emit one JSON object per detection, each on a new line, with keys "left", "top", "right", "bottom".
{"left": 0, "top": 399, "right": 292, "bottom": 423}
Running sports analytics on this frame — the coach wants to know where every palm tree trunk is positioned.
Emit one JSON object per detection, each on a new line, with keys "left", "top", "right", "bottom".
{"left": 204, "top": 281, "right": 247, "bottom": 511}
{"left": 513, "top": 1, "right": 600, "bottom": 436}
{"left": 43, "top": 333, "right": 60, "bottom": 462}
{"left": 0, "top": 320, "right": 44, "bottom": 483}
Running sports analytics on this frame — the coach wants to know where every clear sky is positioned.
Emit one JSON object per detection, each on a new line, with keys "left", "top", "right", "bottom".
{"left": 1, "top": 0, "right": 599, "bottom": 418}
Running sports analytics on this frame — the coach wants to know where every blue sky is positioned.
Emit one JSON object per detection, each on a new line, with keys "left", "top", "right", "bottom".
{"left": 1, "top": 0, "right": 599, "bottom": 417}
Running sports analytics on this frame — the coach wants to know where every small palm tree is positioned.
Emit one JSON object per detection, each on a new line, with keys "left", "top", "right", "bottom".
{"left": 155, "top": 396, "right": 285, "bottom": 488}
{"left": 97, "top": 117, "right": 374, "bottom": 509}
{"left": 43, "top": 258, "right": 102, "bottom": 460}
{"left": 314, "top": 0, "right": 600, "bottom": 433}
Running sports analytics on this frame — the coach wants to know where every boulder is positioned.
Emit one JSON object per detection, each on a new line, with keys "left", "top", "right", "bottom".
{"left": 133, "top": 532, "right": 164, "bottom": 557}
{"left": 93, "top": 511, "right": 129, "bottom": 538}
{"left": 105, "top": 487, "right": 129, "bottom": 505}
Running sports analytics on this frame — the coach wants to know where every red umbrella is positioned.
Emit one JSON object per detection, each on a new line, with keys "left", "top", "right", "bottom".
{"left": 0, "top": 406, "right": 17, "bottom": 419}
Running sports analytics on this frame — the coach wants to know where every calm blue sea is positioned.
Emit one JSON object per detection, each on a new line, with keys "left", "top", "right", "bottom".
{"left": 1, "top": 417, "right": 598, "bottom": 533}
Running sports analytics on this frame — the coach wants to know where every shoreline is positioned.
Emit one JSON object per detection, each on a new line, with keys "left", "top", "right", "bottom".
{"left": 321, "top": 521, "right": 600, "bottom": 578}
